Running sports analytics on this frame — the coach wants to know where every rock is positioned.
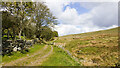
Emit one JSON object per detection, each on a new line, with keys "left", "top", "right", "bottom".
{"left": 26, "top": 40, "right": 33, "bottom": 46}
{"left": 17, "top": 47, "right": 21, "bottom": 51}
{"left": 13, "top": 47, "right": 17, "bottom": 52}
{"left": 17, "top": 39, "right": 25, "bottom": 43}
{"left": 33, "top": 38, "right": 39, "bottom": 44}
{"left": 53, "top": 42, "right": 56, "bottom": 45}
{"left": 2, "top": 40, "right": 12, "bottom": 47}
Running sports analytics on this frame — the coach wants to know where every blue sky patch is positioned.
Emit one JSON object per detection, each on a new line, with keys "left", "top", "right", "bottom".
{"left": 63, "top": 2, "right": 89, "bottom": 15}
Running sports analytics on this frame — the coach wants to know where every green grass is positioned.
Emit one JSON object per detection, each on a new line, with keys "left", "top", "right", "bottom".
{"left": 41, "top": 45, "right": 80, "bottom": 66}
{"left": 65, "top": 39, "right": 90, "bottom": 51}
{"left": 15, "top": 45, "right": 52, "bottom": 66}
{"left": 0, "top": 55, "right": 2, "bottom": 63}
{"left": 54, "top": 27, "right": 119, "bottom": 66}
{"left": 76, "top": 46, "right": 107, "bottom": 55}
{"left": 2, "top": 44, "right": 44, "bottom": 63}
{"left": 63, "top": 27, "right": 118, "bottom": 37}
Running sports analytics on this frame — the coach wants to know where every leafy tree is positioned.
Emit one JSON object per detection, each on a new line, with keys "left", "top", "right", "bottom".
{"left": 2, "top": 11, "right": 20, "bottom": 40}
{"left": 2, "top": 2, "right": 34, "bottom": 39}
{"left": 23, "top": 23, "right": 36, "bottom": 39}
{"left": 2, "top": 1, "right": 58, "bottom": 41}
{"left": 53, "top": 31, "right": 58, "bottom": 37}
{"left": 33, "top": 2, "right": 58, "bottom": 39}
{"left": 40, "top": 26, "right": 54, "bottom": 41}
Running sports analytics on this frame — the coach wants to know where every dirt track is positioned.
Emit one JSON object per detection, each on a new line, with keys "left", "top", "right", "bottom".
{"left": 3, "top": 45, "right": 53, "bottom": 66}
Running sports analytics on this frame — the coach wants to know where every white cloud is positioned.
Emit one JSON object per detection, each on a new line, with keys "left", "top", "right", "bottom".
{"left": 90, "top": 3, "right": 118, "bottom": 27}
{"left": 44, "top": 1, "right": 118, "bottom": 36}
{"left": 44, "top": 0, "right": 70, "bottom": 17}
{"left": 59, "top": 7, "right": 79, "bottom": 25}
{"left": 54, "top": 24, "right": 105, "bottom": 36}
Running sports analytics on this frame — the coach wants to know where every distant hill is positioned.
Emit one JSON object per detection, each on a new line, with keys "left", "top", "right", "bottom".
{"left": 55, "top": 27, "right": 119, "bottom": 66}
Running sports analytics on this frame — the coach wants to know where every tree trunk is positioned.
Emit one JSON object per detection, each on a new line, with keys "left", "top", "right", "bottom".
{"left": 23, "top": 32, "right": 25, "bottom": 40}
{"left": 19, "top": 0, "right": 23, "bottom": 40}
{"left": 13, "top": 27, "right": 16, "bottom": 40}
{"left": 19, "top": 29, "right": 22, "bottom": 39}
{"left": 7, "top": 29, "right": 10, "bottom": 39}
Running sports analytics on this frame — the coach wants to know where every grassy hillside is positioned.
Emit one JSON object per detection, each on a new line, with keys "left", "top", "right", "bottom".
{"left": 54, "top": 27, "right": 119, "bottom": 66}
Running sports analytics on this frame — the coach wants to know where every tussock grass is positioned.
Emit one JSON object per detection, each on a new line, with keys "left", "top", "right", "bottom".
{"left": 55, "top": 27, "right": 119, "bottom": 66}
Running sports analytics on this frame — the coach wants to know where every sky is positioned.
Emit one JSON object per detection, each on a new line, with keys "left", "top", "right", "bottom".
{"left": 43, "top": 0, "right": 118, "bottom": 36}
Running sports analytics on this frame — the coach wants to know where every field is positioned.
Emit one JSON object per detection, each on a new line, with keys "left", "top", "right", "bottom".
{"left": 54, "top": 27, "right": 119, "bottom": 66}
